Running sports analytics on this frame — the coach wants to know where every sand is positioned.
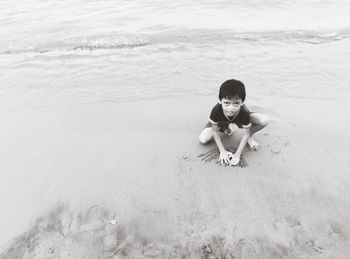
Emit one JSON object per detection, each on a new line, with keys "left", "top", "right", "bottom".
{"left": 1, "top": 95, "right": 350, "bottom": 258}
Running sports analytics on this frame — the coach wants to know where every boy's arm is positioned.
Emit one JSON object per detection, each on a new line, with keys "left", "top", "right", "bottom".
{"left": 211, "top": 125, "right": 225, "bottom": 152}
{"left": 211, "top": 124, "right": 233, "bottom": 165}
{"left": 233, "top": 128, "right": 250, "bottom": 158}
{"left": 227, "top": 128, "right": 250, "bottom": 166}
{"left": 230, "top": 107, "right": 252, "bottom": 165}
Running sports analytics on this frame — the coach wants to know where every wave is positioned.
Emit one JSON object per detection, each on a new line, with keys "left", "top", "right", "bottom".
{"left": 1, "top": 29, "right": 350, "bottom": 56}
{"left": 232, "top": 29, "right": 350, "bottom": 44}
{"left": 151, "top": 28, "right": 350, "bottom": 44}
{"left": 0, "top": 36, "right": 152, "bottom": 55}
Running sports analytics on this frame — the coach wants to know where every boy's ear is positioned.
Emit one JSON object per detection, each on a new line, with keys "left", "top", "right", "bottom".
{"left": 218, "top": 99, "right": 222, "bottom": 104}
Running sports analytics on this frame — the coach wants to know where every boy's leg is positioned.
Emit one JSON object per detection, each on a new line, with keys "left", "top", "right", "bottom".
{"left": 250, "top": 113, "right": 269, "bottom": 135}
{"left": 199, "top": 127, "right": 213, "bottom": 144}
{"left": 248, "top": 113, "right": 269, "bottom": 150}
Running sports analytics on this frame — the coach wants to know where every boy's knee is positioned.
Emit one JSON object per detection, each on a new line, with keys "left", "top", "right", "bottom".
{"left": 199, "top": 134, "right": 211, "bottom": 144}
{"left": 252, "top": 113, "right": 269, "bottom": 127}
{"left": 259, "top": 114, "right": 269, "bottom": 127}
{"left": 199, "top": 128, "right": 212, "bottom": 144}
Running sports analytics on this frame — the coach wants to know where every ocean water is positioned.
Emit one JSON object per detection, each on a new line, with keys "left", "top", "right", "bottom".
{"left": 1, "top": 0, "right": 350, "bottom": 112}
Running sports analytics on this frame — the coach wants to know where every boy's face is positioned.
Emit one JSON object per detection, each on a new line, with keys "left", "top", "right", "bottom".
{"left": 219, "top": 96, "right": 243, "bottom": 117}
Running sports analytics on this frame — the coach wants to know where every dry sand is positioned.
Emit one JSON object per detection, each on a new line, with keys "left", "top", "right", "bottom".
{"left": 1, "top": 95, "right": 350, "bottom": 258}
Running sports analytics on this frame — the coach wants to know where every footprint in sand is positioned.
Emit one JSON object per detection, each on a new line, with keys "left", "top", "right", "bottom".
{"left": 329, "top": 222, "right": 347, "bottom": 240}
{"left": 285, "top": 215, "right": 301, "bottom": 228}
{"left": 266, "top": 144, "right": 281, "bottom": 155}
{"left": 269, "top": 149, "right": 281, "bottom": 155}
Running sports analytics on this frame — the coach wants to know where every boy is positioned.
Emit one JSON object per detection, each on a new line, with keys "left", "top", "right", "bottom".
{"left": 199, "top": 79, "right": 269, "bottom": 166}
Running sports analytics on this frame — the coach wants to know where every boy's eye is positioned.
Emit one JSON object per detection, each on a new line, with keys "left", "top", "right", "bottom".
{"left": 224, "top": 102, "right": 240, "bottom": 106}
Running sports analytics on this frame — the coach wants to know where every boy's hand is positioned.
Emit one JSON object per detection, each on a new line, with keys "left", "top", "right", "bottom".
{"left": 229, "top": 153, "right": 240, "bottom": 166}
{"left": 224, "top": 127, "right": 233, "bottom": 136}
{"left": 219, "top": 151, "right": 234, "bottom": 165}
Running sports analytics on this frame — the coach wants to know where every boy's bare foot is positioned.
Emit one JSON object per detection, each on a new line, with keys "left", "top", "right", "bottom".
{"left": 247, "top": 137, "right": 260, "bottom": 151}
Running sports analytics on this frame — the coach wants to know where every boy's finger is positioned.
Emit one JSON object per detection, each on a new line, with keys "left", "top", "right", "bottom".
{"left": 219, "top": 158, "right": 226, "bottom": 165}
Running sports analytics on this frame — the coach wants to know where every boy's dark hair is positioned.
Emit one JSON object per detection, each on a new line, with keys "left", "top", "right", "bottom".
{"left": 219, "top": 79, "right": 246, "bottom": 101}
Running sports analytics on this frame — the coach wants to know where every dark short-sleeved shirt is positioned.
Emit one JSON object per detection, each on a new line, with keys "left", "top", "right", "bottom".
{"left": 208, "top": 103, "right": 251, "bottom": 132}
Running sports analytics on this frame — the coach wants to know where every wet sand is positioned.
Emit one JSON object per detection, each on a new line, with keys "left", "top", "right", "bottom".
{"left": 1, "top": 95, "right": 350, "bottom": 258}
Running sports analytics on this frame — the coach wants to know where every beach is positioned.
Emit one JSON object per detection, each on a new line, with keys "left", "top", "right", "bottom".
{"left": 1, "top": 0, "right": 350, "bottom": 258}
{"left": 1, "top": 94, "right": 350, "bottom": 258}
